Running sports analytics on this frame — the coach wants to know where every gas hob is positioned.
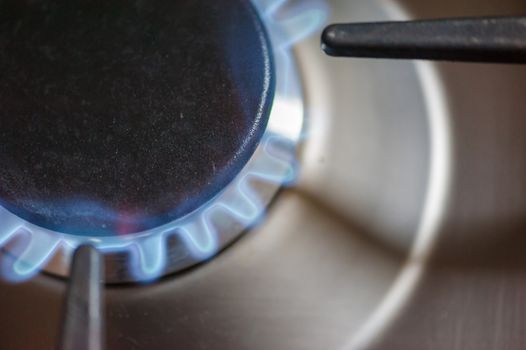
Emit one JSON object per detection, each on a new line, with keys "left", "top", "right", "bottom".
{"left": 0, "top": 0, "right": 526, "bottom": 349}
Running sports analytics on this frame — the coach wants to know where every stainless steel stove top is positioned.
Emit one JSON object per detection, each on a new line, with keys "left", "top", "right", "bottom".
{"left": 1, "top": 0, "right": 526, "bottom": 349}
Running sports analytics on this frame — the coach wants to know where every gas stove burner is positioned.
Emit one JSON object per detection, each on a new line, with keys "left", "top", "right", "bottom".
{"left": 0, "top": 0, "right": 323, "bottom": 282}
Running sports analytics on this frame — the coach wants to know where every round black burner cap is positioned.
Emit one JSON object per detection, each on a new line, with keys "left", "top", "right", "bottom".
{"left": 0, "top": 0, "right": 274, "bottom": 235}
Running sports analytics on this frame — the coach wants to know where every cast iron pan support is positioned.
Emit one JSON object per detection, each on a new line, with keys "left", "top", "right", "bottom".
{"left": 322, "top": 16, "right": 526, "bottom": 64}
{"left": 59, "top": 245, "right": 104, "bottom": 350}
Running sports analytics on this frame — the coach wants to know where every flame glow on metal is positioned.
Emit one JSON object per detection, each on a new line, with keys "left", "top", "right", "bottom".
{"left": 0, "top": 0, "right": 328, "bottom": 282}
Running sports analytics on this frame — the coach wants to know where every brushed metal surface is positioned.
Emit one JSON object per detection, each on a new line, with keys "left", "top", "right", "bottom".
{"left": 367, "top": 1, "right": 526, "bottom": 349}
{"left": 0, "top": 0, "right": 522, "bottom": 349}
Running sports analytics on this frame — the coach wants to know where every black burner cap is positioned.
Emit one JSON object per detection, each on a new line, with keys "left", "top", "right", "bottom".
{"left": 0, "top": 0, "right": 274, "bottom": 235}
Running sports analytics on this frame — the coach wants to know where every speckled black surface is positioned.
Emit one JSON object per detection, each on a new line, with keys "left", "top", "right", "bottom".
{"left": 0, "top": 0, "right": 274, "bottom": 235}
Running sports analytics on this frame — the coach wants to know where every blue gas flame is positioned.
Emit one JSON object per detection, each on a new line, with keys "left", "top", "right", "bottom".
{"left": 0, "top": 0, "right": 328, "bottom": 282}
